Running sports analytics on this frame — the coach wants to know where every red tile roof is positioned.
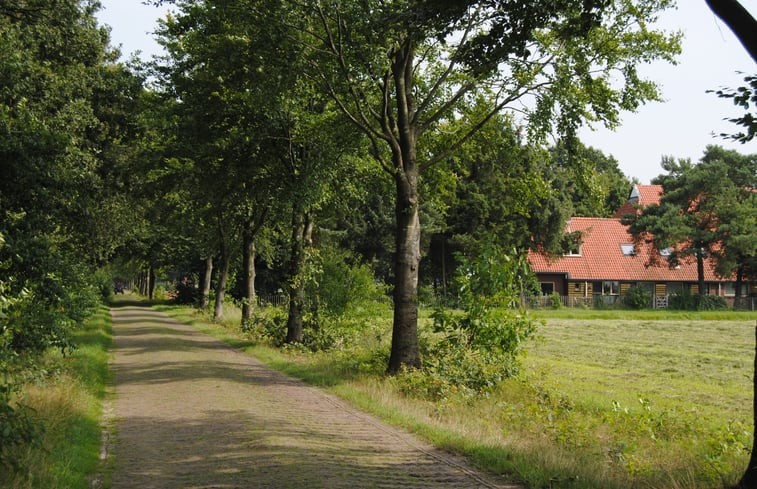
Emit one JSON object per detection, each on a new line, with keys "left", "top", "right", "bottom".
{"left": 613, "top": 184, "right": 663, "bottom": 218}
{"left": 527, "top": 217, "right": 722, "bottom": 282}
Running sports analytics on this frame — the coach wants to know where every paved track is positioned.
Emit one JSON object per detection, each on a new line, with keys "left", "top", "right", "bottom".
{"left": 107, "top": 304, "right": 518, "bottom": 489}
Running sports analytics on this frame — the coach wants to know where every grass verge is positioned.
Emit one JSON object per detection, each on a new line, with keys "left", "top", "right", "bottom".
{"left": 0, "top": 305, "right": 112, "bottom": 489}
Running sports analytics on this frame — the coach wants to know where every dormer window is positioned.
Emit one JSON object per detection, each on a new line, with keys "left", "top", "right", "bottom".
{"left": 659, "top": 248, "right": 672, "bottom": 257}
{"left": 620, "top": 243, "right": 635, "bottom": 256}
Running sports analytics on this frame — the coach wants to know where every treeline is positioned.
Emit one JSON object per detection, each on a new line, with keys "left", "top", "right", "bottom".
{"left": 132, "top": 0, "right": 679, "bottom": 375}
{"left": 0, "top": 0, "right": 145, "bottom": 467}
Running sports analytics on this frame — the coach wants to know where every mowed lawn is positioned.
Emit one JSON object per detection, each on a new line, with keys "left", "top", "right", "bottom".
{"left": 523, "top": 315, "right": 755, "bottom": 421}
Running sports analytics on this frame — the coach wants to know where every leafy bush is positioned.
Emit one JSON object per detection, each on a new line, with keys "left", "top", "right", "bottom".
{"left": 170, "top": 279, "right": 199, "bottom": 305}
{"left": 93, "top": 268, "right": 114, "bottom": 303}
{"left": 400, "top": 241, "right": 539, "bottom": 399}
{"left": 315, "top": 245, "right": 387, "bottom": 316}
{"left": 624, "top": 285, "right": 652, "bottom": 310}
{"left": 668, "top": 290, "right": 696, "bottom": 310}
{"left": 694, "top": 295, "right": 728, "bottom": 311}
{"left": 549, "top": 291, "right": 562, "bottom": 309}
{"left": 242, "top": 306, "right": 288, "bottom": 345}
{"left": 669, "top": 290, "right": 728, "bottom": 311}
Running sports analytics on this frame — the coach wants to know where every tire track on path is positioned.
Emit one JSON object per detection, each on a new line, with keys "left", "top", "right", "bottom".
{"left": 107, "top": 304, "right": 518, "bottom": 489}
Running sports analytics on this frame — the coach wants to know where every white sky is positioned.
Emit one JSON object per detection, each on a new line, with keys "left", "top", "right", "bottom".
{"left": 95, "top": 1, "right": 756, "bottom": 184}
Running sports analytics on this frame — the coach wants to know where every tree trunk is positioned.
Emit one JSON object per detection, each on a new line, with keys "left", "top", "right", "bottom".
{"left": 386, "top": 42, "right": 422, "bottom": 374}
{"left": 200, "top": 256, "right": 213, "bottom": 309}
{"left": 285, "top": 207, "right": 313, "bottom": 344}
{"left": 736, "top": 321, "right": 757, "bottom": 488}
{"left": 736, "top": 264, "right": 745, "bottom": 299}
{"left": 387, "top": 164, "right": 422, "bottom": 373}
{"left": 241, "top": 222, "right": 257, "bottom": 326}
{"left": 696, "top": 251, "right": 706, "bottom": 295}
{"left": 705, "top": 0, "right": 757, "bottom": 63}
{"left": 213, "top": 242, "right": 231, "bottom": 321}
{"left": 148, "top": 265, "right": 156, "bottom": 300}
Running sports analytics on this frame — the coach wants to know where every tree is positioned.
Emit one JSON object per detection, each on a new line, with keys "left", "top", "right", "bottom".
{"left": 431, "top": 113, "right": 568, "bottom": 292}
{"left": 0, "top": 0, "right": 143, "bottom": 468}
{"left": 550, "top": 141, "right": 634, "bottom": 218}
{"left": 153, "top": 0, "right": 289, "bottom": 322}
{"left": 297, "top": 0, "right": 680, "bottom": 372}
{"left": 624, "top": 146, "right": 756, "bottom": 298}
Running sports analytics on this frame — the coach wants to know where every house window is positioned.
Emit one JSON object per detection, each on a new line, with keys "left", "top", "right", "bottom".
{"left": 659, "top": 247, "right": 672, "bottom": 257}
{"left": 540, "top": 282, "right": 554, "bottom": 295}
{"left": 667, "top": 282, "right": 686, "bottom": 295}
{"left": 620, "top": 243, "right": 635, "bottom": 256}
{"left": 724, "top": 283, "right": 736, "bottom": 296}
{"left": 564, "top": 244, "right": 581, "bottom": 257}
{"left": 602, "top": 281, "right": 619, "bottom": 296}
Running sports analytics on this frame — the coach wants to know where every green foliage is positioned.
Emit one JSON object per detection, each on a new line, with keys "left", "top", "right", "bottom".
{"left": 169, "top": 279, "right": 199, "bottom": 306}
{"left": 241, "top": 307, "right": 288, "bottom": 346}
{"left": 92, "top": 269, "right": 114, "bottom": 304}
{"left": 314, "top": 244, "right": 388, "bottom": 317}
{"left": 623, "top": 285, "right": 652, "bottom": 310}
{"left": 626, "top": 146, "right": 757, "bottom": 292}
{"left": 709, "top": 73, "right": 757, "bottom": 143}
{"left": 400, "top": 241, "right": 539, "bottom": 398}
{"left": 694, "top": 295, "right": 728, "bottom": 311}
{"left": 549, "top": 291, "right": 563, "bottom": 309}
{"left": 550, "top": 141, "right": 633, "bottom": 218}
{"left": 669, "top": 290, "right": 729, "bottom": 311}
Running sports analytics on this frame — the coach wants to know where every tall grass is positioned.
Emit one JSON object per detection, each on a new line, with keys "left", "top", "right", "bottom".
{"left": 0, "top": 305, "right": 111, "bottom": 489}
{"left": 158, "top": 302, "right": 757, "bottom": 489}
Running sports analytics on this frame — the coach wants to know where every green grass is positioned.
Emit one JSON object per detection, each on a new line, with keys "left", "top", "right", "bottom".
{"left": 0, "top": 305, "right": 112, "bottom": 489}
{"left": 157, "top": 302, "right": 757, "bottom": 489}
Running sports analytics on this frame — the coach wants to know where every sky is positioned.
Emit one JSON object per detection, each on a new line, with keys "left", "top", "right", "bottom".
{"left": 95, "top": 1, "right": 756, "bottom": 184}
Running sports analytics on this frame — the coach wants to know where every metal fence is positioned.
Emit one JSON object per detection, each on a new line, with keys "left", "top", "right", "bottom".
{"left": 521, "top": 294, "right": 756, "bottom": 311}
{"left": 255, "top": 292, "right": 756, "bottom": 311}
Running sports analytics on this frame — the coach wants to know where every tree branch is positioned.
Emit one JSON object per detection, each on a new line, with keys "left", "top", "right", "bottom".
{"left": 705, "top": 0, "right": 757, "bottom": 63}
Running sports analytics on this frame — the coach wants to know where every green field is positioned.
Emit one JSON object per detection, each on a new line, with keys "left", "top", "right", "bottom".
{"left": 526, "top": 316, "right": 754, "bottom": 421}
{"left": 508, "top": 313, "right": 757, "bottom": 487}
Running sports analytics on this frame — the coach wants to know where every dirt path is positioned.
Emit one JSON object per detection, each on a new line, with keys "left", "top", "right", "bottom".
{"left": 107, "top": 304, "right": 518, "bottom": 489}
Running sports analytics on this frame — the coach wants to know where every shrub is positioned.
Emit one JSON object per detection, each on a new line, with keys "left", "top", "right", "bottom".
{"left": 241, "top": 306, "right": 288, "bottom": 345}
{"left": 93, "top": 268, "right": 114, "bottom": 303}
{"left": 171, "top": 279, "right": 199, "bottom": 305}
{"left": 549, "top": 291, "right": 562, "bottom": 309}
{"left": 669, "top": 291, "right": 728, "bottom": 311}
{"left": 668, "top": 290, "right": 696, "bottom": 310}
{"left": 403, "top": 241, "right": 539, "bottom": 398}
{"left": 694, "top": 294, "right": 728, "bottom": 311}
{"left": 624, "top": 285, "right": 652, "bottom": 310}
{"left": 314, "top": 245, "right": 388, "bottom": 316}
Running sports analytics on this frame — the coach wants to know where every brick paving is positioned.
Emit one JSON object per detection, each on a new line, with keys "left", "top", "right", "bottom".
{"left": 107, "top": 304, "right": 518, "bottom": 489}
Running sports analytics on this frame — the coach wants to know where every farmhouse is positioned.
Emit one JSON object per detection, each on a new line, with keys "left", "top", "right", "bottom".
{"left": 527, "top": 184, "right": 756, "bottom": 308}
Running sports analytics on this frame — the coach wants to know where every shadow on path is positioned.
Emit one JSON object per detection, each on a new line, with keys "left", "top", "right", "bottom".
{"left": 107, "top": 304, "right": 516, "bottom": 489}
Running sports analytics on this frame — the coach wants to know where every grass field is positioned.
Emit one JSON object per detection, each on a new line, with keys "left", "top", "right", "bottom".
{"left": 525, "top": 316, "right": 754, "bottom": 420}
{"left": 515, "top": 312, "right": 756, "bottom": 487}
{"left": 158, "top": 301, "right": 757, "bottom": 489}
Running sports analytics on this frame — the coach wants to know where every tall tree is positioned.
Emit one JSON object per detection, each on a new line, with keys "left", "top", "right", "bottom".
{"left": 297, "top": 0, "right": 680, "bottom": 372}
{"left": 0, "top": 0, "right": 144, "bottom": 466}
{"left": 153, "top": 0, "right": 288, "bottom": 322}
{"left": 550, "top": 141, "right": 634, "bottom": 218}
{"left": 624, "top": 146, "right": 756, "bottom": 296}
